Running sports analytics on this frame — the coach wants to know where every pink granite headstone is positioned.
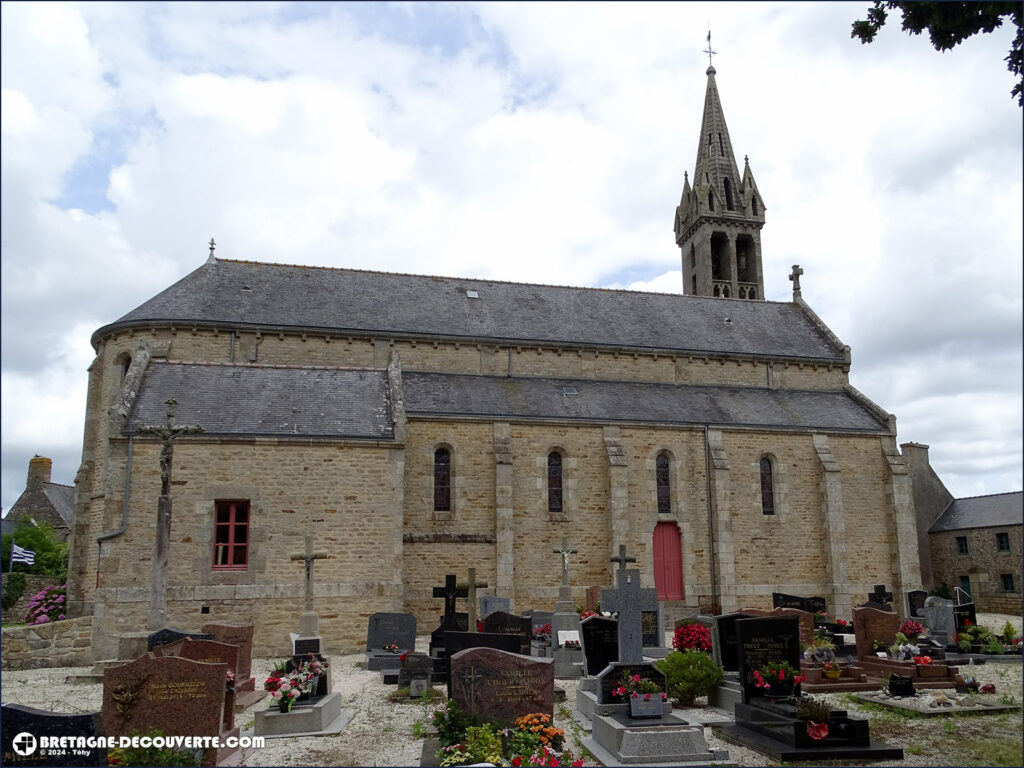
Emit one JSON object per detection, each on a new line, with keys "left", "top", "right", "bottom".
{"left": 853, "top": 606, "right": 901, "bottom": 660}
{"left": 450, "top": 647, "right": 554, "bottom": 727}
{"left": 201, "top": 623, "right": 255, "bottom": 682}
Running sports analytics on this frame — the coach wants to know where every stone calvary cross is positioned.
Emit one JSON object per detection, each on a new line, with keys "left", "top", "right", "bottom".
{"left": 553, "top": 536, "right": 578, "bottom": 587}
{"left": 291, "top": 535, "right": 328, "bottom": 612}
{"left": 135, "top": 398, "right": 204, "bottom": 631}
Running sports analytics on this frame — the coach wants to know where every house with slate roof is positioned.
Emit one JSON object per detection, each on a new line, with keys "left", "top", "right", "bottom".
{"left": 6, "top": 456, "right": 75, "bottom": 541}
{"left": 66, "top": 66, "right": 926, "bottom": 656}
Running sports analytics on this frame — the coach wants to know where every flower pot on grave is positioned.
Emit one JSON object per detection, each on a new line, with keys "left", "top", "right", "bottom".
{"left": 763, "top": 682, "right": 795, "bottom": 700}
{"left": 823, "top": 668, "right": 842, "bottom": 680}
{"left": 278, "top": 697, "right": 294, "bottom": 713}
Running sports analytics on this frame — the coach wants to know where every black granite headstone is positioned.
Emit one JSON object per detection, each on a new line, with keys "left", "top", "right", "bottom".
{"left": 906, "top": 590, "right": 928, "bottom": 618}
{"left": 580, "top": 615, "right": 618, "bottom": 677}
{"left": 713, "top": 612, "right": 754, "bottom": 672}
{"left": 867, "top": 584, "right": 893, "bottom": 607}
{"left": 1, "top": 704, "right": 106, "bottom": 767}
{"left": 736, "top": 617, "right": 801, "bottom": 704}
{"left": 146, "top": 626, "right": 213, "bottom": 652}
{"left": 480, "top": 611, "right": 532, "bottom": 655}
{"left": 772, "top": 593, "right": 809, "bottom": 611}
{"left": 806, "top": 597, "right": 827, "bottom": 615}
{"left": 952, "top": 602, "right": 977, "bottom": 631}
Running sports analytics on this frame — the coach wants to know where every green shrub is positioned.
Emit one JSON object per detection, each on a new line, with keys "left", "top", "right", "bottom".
{"left": 656, "top": 649, "right": 724, "bottom": 706}
{"left": 1003, "top": 621, "right": 1018, "bottom": 644}
{"left": 431, "top": 699, "right": 478, "bottom": 748}
{"left": 2, "top": 572, "right": 26, "bottom": 611}
{"left": 1, "top": 522, "right": 68, "bottom": 581}
{"left": 107, "top": 729, "right": 199, "bottom": 766}
{"left": 464, "top": 724, "right": 503, "bottom": 764}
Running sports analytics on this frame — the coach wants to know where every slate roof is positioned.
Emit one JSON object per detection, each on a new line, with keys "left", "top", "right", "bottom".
{"left": 929, "top": 491, "right": 1023, "bottom": 533}
{"left": 402, "top": 372, "right": 889, "bottom": 432}
{"left": 42, "top": 484, "right": 75, "bottom": 525}
{"left": 98, "top": 259, "right": 846, "bottom": 362}
{"left": 124, "top": 362, "right": 394, "bottom": 440}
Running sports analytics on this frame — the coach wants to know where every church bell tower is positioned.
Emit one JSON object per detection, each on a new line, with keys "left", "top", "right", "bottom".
{"left": 674, "top": 63, "right": 766, "bottom": 299}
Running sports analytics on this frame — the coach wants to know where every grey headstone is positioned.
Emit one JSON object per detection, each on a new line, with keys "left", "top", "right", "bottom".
{"left": 601, "top": 569, "right": 658, "bottom": 664}
{"left": 920, "top": 602, "right": 955, "bottom": 645}
{"left": 480, "top": 596, "right": 511, "bottom": 619}
{"left": 366, "top": 612, "right": 417, "bottom": 652}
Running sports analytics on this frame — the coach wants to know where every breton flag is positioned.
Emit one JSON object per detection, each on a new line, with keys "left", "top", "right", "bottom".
{"left": 11, "top": 543, "right": 35, "bottom": 565}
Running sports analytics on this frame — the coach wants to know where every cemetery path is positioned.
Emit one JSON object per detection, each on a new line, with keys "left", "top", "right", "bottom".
{"left": 0, "top": 614, "right": 1020, "bottom": 767}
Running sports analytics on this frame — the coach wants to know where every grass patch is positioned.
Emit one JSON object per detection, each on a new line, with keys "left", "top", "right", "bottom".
{"left": 949, "top": 737, "right": 1022, "bottom": 766}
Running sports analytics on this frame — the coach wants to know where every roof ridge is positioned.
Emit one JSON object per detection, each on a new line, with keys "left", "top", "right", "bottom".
{"left": 954, "top": 490, "right": 1023, "bottom": 501}
{"left": 44, "top": 482, "right": 74, "bottom": 490}
{"left": 213, "top": 258, "right": 792, "bottom": 305}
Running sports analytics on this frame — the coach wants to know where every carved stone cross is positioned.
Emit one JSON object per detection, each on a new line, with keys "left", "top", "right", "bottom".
{"left": 600, "top": 569, "right": 658, "bottom": 664}
{"left": 135, "top": 398, "right": 204, "bottom": 632}
{"left": 610, "top": 544, "right": 637, "bottom": 582}
{"left": 458, "top": 568, "right": 488, "bottom": 633}
{"left": 789, "top": 264, "right": 804, "bottom": 296}
{"left": 553, "top": 536, "right": 578, "bottom": 587}
{"left": 290, "top": 535, "right": 328, "bottom": 612}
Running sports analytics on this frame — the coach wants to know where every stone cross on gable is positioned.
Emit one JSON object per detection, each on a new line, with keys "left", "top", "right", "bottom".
{"left": 434, "top": 574, "right": 468, "bottom": 631}
{"left": 553, "top": 536, "right": 578, "bottom": 587}
{"left": 290, "top": 535, "right": 328, "bottom": 612}
{"left": 789, "top": 264, "right": 804, "bottom": 297}
{"left": 458, "top": 568, "right": 488, "bottom": 634}
{"left": 135, "top": 398, "right": 204, "bottom": 631}
{"left": 600, "top": 569, "right": 659, "bottom": 664}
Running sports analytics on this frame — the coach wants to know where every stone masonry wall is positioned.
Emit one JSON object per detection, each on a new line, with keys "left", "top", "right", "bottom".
{"left": 929, "top": 526, "right": 1022, "bottom": 613}
{"left": 1, "top": 616, "right": 93, "bottom": 670}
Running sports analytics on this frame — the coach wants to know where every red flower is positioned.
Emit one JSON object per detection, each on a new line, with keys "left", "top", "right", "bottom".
{"left": 794, "top": 674, "right": 807, "bottom": 685}
{"left": 980, "top": 683, "right": 996, "bottom": 694}
{"left": 572, "top": 761, "right": 584, "bottom": 767}
{"left": 777, "top": 669, "right": 785, "bottom": 681}
{"left": 806, "top": 721, "right": 829, "bottom": 741}
{"left": 964, "top": 619, "right": 972, "bottom": 627}
{"left": 548, "top": 759, "right": 559, "bottom": 767}
{"left": 512, "top": 758, "right": 522, "bottom": 767}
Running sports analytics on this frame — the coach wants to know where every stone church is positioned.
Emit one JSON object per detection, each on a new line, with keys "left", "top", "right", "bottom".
{"left": 66, "top": 65, "right": 923, "bottom": 656}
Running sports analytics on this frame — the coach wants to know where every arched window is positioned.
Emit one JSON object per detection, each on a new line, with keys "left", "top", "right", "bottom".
{"left": 656, "top": 453, "right": 671, "bottom": 514}
{"left": 759, "top": 457, "right": 775, "bottom": 515}
{"left": 547, "top": 452, "right": 563, "bottom": 513}
{"left": 434, "top": 448, "right": 451, "bottom": 512}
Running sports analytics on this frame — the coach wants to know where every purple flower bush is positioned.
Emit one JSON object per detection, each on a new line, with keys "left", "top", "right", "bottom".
{"left": 25, "top": 584, "right": 66, "bottom": 625}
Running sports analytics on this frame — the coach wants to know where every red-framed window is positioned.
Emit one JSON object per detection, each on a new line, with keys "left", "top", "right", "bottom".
{"left": 213, "top": 500, "right": 249, "bottom": 570}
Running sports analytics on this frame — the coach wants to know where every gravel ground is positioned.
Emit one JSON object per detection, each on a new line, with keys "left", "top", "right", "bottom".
{"left": 2, "top": 613, "right": 1021, "bottom": 767}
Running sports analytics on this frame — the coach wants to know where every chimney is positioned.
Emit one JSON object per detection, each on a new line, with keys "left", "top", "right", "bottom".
{"left": 27, "top": 455, "right": 52, "bottom": 490}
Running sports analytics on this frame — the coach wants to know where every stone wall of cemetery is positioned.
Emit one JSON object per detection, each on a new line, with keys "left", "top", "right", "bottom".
{"left": 1, "top": 616, "right": 93, "bottom": 670}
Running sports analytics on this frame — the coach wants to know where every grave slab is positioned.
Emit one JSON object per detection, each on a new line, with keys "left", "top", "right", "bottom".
{"left": 449, "top": 647, "right": 554, "bottom": 726}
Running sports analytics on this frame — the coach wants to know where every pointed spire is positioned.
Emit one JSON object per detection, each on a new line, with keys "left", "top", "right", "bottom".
{"left": 692, "top": 64, "right": 743, "bottom": 215}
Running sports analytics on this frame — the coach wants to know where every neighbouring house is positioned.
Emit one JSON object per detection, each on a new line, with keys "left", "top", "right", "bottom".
{"left": 5, "top": 456, "right": 74, "bottom": 542}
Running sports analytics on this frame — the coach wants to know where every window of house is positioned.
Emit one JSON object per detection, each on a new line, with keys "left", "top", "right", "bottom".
{"left": 548, "top": 452, "right": 563, "bottom": 514}
{"left": 213, "top": 500, "right": 249, "bottom": 570}
{"left": 656, "top": 453, "right": 671, "bottom": 514}
{"left": 759, "top": 457, "right": 775, "bottom": 515}
{"left": 434, "top": 448, "right": 451, "bottom": 512}
{"left": 956, "top": 536, "right": 968, "bottom": 555}
{"left": 959, "top": 575, "right": 971, "bottom": 597}
{"left": 1001, "top": 573, "right": 1015, "bottom": 592}
{"left": 996, "top": 532, "right": 1010, "bottom": 551}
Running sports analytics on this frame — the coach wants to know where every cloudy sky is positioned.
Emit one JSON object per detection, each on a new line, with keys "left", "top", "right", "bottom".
{"left": 2, "top": 1, "right": 1021, "bottom": 514}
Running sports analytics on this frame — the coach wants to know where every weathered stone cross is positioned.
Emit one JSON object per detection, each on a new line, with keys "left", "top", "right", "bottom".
{"left": 135, "top": 398, "right": 204, "bottom": 631}
{"left": 458, "top": 568, "right": 488, "bottom": 633}
{"left": 610, "top": 544, "right": 637, "bottom": 585}
{"left": 789, "top": 264, "right": 804, "bottom": 295}
{"left": 290, "top": 535, "right": 328, "bottom": 612}
{"left": 552, "top": 536, "right": 578, "bottom": 587}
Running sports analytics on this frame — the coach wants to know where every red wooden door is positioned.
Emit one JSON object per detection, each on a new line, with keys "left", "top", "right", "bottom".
{"left": 653, "top": 522, "right": 684, "bottom": 600}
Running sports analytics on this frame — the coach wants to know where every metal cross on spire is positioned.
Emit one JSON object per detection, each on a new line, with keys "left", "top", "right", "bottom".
{"left": 703, "top": 27, "right": 717, "bottom": 68}
{"left": 206, "top": 238, "right": 217, "bottom": 264}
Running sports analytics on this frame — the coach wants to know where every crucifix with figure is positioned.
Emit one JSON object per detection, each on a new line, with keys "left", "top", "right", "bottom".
{"left": 135, "top": 398, "right": 203, "bottom": 631}
{"left": 553, "top": 536, "right": 578, "bottom": 587}
{"left": 291, "top": 535, "right": 328, "bottom": 638}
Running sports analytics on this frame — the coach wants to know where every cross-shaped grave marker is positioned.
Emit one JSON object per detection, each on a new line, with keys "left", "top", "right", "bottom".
{"left": 601, "top": 568, "right": 659, "bottom": 664}
{"left": 290, "top": 535, "right": 328, "bottom": 613}
{"left": 458, "top": 568, "right": 489, "bottom": 633}
{"left": 610, "top": 544, "right": 637, "bottom": 585}
{"left": 553, "top": 536, "right": 578, "bottom": 587}
{"left": 433, "top": 574, "right": 469, "bottom": 633}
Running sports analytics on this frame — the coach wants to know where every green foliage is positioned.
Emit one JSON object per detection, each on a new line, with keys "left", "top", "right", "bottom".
{"left": 504, "top": 730, "right": 542, "bottom": 759}
{"left": 794, "top": 695, "right": 832, "bottom": 722}
{"left": 2, "top": 572, "right": 27, "bottom": 611}
{"left": 1003, "top": 621, "right": 1019, "bottom": 643}
{"left": 107, "top": 729, "right": 199, "bottom": 767}
{"left": 431, "top": 699, "right": 478, "bottom": 748}
{"left": 933, "top": 582, "right": 953, "bottom": 599}
{"left": 983, "top": 638, "right": 1005, "bottom": 654}
{"left": 464, "top": 724, "right": 503, "bottom": 765}
{"left": 656, "top": 649, "right": 724, "bottom": 706}
{"left": 958, "top": 636, "right": 974, "bottom": 652}
{"left": 851, "top": 1, "right": 1023, "bottom": 105}
{"left": 1, "top": 521, "right": 68, "bottom": 581}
